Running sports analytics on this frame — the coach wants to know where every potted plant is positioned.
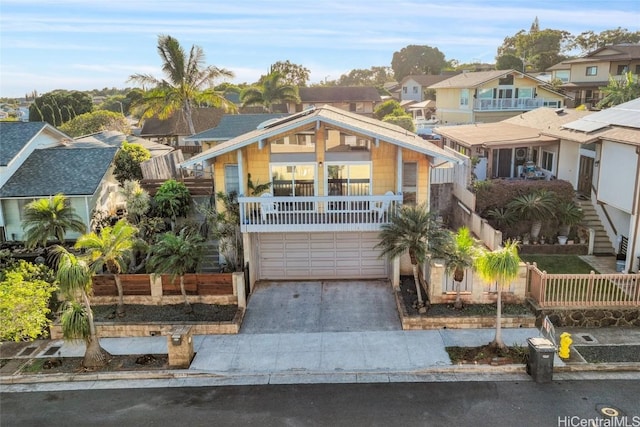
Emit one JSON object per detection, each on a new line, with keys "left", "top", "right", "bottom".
{"left": 507, "top": 190, "right": 556, "bottom": 242}
{"left": 555, "top": 200, "right": 584, "bottom": 238}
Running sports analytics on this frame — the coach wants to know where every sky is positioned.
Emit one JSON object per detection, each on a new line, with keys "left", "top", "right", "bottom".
{"left": 1, "top": 0, "right": 639, "bottom": 98}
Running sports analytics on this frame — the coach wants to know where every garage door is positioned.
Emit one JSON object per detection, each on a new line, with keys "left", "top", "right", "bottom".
{"left": 257, "top": 232, "right": 387, "bottom": 280}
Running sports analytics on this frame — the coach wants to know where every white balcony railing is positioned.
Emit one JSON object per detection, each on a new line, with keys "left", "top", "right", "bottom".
{"left": 237, "top": 194, "right": 403, "bottom": 233}
{"left": 473, "top": 98, "right": 553, "bottom": 111}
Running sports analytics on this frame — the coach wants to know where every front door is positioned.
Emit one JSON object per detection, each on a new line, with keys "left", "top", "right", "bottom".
{"left": 492, "top": 148, "right": 513, "bottom": 178}
{"left": 578, "top": 155, "right": 594, "bottom": 197}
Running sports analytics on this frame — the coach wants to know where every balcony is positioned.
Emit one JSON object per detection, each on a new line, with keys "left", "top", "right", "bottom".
{"left": 237, "top": 194, "right": 403, "bottom": 233}
{"left": 473, "top": 98, "right": 554, "bottom": 111}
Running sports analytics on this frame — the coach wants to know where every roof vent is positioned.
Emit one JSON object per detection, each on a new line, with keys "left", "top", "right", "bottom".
{"left": 555, "top": 108, "right": 565, "bottom": 115}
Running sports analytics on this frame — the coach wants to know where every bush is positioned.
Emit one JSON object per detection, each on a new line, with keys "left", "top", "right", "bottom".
{"left": 475, "top": 179, "right": 574, "bottom": 215}
{"left": 113, "top": 141, "right": 151, "bottom": 184}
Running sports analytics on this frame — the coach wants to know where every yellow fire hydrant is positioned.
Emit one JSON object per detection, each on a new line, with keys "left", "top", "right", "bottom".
{"left": 559, "top": 332, "right": 572, "bottom": 359}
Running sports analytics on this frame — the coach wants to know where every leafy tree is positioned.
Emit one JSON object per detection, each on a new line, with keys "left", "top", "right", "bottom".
{"left": 99, "top": 95, "right": 129, "bottom": 116}
{"left": 391, "top": 45, "right": 447, "bottom": 81}
{"left": 570, "top": 28, "right": 640, "bottom": 54}
{"left": 0, "top": 262, "right": 57, "bottom": 341}
{"left": 128, "top": 34, "right": 236, "bottom": 135}
{"left": 75, "top": 219, "right": 137, "bottom": 317}
{"left": 474, "top": 241, "right": 521, "bottom": 350}
{"left": 376, "top": 204, "right": 448, "bottom": 310}
{"left": 240, "top": 71, "right": 300, "bottom": 112}
{"left": 53, "top": 246, "right": 111, "bottom": 368}
{"left": 22, "top": 194, "right": 87, "bottom": 249}
{"left": 496, "top": 54, "right": 525, "bottom": 71}
{"left": 374, "top": 99, "right": 403, "bottom": 120}
{"left": 113, "top": 141, "right": 152, "bottom": 184}
{"left": 268, "top": 60, "right": 310, "bottom": 86}
{"left": 507, "top": 190, "right": 557, "bottom": 241}
{"left": 58, "top": 110, "right": 130, "bottom": 137}
{"left": 148, "top": 227, "right": 204, "bottom": 312}
{"left": 154, "top": 179, "right": 192, "bottom": 229}
{"left": 597, "top": 72, "right": 640, "bottom": 108}
{"left": 29, "top": 90, "right": 93, "bottom": 127}
{"left": 382, "top": 115, "right": 415, "bottom": 132}
{"left": 332, "top": 66, "right": 395, "bottom": 87}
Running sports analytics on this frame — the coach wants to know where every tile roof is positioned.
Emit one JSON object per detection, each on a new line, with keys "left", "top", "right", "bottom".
{"left": 139, "top": 107, "right": 225, "bottom": 137}
{"left": 0, "top": 145, "right": 117, "bottom": 198}
{"left": 299, "top": 87, "right": 381, "bottom": 103}
{"left": 0, "top": 121, "right": 51, "bottom": 166}
{"left": 185, "top": 113, "right": 288, "bottom": 142}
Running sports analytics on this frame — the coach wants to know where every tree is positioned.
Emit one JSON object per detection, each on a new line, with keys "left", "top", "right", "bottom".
{"left": 99, "top": 95, "right": 129, "bottom": 116}
{"left": 29, "top": 90, "right": 93, "bottom": 127}
{"left": 391, "top": 45, "right": 447, "bottom": 81}
{"left": 495, "top": 54, "right": 525, "bottom": 72}
{"left": 376, "top": 204, "right": 447, "bottom": 311}
{"left": 374, "top": 99, "right": 403, "bottom": 120}
{"left": 113, "top": 141, "right": 152, "bottom": 184}
{"left": 474, "top": 241, "right": 521, "bottom": 350}
{"left": 507, "top": 190, "right": 557, "bottom": 241}
{"left": 555, "top": 200, "right": 584, "bottom": 237}
{"left": 74, "top": 219, "right": 137, "bottom": 317}
{"left": 382, "top": 115, "right": 415, "bottom": 132}
{"left": 332, "top": 66, "right": 395, "bottom": 87}
{"left": 240, "top": 71, "right": 300, "bottom": 112}
{"left": 198, "top": 191, "right": 243, "bottom": 272}
{"left": 128, "top": 34, "right": 236, "bottom": 135}
{"left": 153, "top": 179, "right": 192, "bottom": 230}
{"left": 120, "top": 180, "right": 151, "bottom": 224}
{"left": 268, "top": 60, "right": 311, "bottom": 86}
{"left": 436, "top": 227, "right": 481, "bottom": 310}
{"left": 22, "top": 194, "right": 87, "bottom": 249}
{"left": 597, "top": 72, "right": 640, "bottom": 108}
{"left": 58, "top": 110, "right": 130, "bottom": 137}
{"left": 148, "top": 227, "right": 204, "bottom": 313}
{"left": 0, "top": 261, "right": 57, "bottom": 341}
{"left": 570, "top": 28, "right": 640, "bottom": 54}
{"left": 53, "top": 246, "right": 112, "bottom": 368}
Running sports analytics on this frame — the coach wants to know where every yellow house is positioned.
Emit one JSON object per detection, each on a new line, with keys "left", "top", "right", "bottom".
{"left": 180, "top": 105, "right": 461, "bottom": 287}
{"left": 428, "top": 69, "right": 567, "bottom": 125}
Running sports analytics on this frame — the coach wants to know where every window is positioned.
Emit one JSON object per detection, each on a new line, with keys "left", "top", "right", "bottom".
{"left": 327, "top": 163, "right": 371, "bottom": 196}
{"left": 270, "top": 133, "right": 316, "bottom": 153}
{"left": 478, "top": 88, "right": 493, "bottom": 99}
{"left": 224, "top": 165, "right": 240, "bottom": 195}
{"left": 498, "top": 75, "right": 514, "bottom": 85}
{"left": 636, "top": 65, "right": 640, "bottom": 75}
{"left": 616, "top": 65, "right": 628, "bottom": 75}
{"left": 325, "top": 131, "right": 371, "bottom": 152}
{"left": 402, "top": 162, "right": 417, "bottom": 205}
{"left": 517, "top": 88, "right": 533, "bottom": 98}
{"left": 586, "top": 66, "right": 597, "bottom": 76}
{"left": 271, "top": 164, "right": 316, "bottom": 197}
{"left": 541, "top": 151, "right": 554, "bottom": 171}
{"left": 460, "top": 89, "right": 469, "bottom": 107}
{"left": 412, "top": 86, "right": 419, "bottom": 94}
{"left": 403, "top": 87, "right": 408, "bottom": 94}
{"left": 555, "top": 70, "right": 570, "bottom": 83}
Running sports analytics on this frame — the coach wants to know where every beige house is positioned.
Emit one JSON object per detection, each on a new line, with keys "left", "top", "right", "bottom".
{"left": 428, "top": 70, "right": 567, "bottom": 125}
{"left": 180, "top": 105, "right": 461, "bottom": 288}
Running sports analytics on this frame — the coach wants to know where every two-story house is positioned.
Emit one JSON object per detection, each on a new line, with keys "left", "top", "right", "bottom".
{"left": 180, "top": 105, "right": 461, "bottom": 288}
{"left": 428, "top": 70, "right": 567, "bottom": 125}
{"left": 287, "top": 87, "right": 381, "bottom": 116}
{"left": 547, "top": 44, "right": 640, "bottom": 108}
{"left": 399, "top": 75, "right": 453, "bottom": 103}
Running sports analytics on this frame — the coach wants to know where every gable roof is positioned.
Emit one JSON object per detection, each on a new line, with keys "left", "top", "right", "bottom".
{"left": 401, "top": 74, "right": 455, "bottom": 87}
{"left": 74, "top": 130, "right": 174, "bottom": 157}
{"left": 547, "top": 44, "right": 640, "bottom": 70}
{"left": 0, "top": 121, "right": 69, "bottom": 166}
{"left": 0, "top": 145, "right": 118, "bottom": 198}
{"left": 180, "top": 105, "right": 462, "bottom": 169}
{"left": 299, "top": 87, "right": 381, "bottom": 103}
{"left": 139, "top": 107, "right": 225, "bottom": 137}
{"left": 185, "top": 113, "right": 288, "bottom": 142}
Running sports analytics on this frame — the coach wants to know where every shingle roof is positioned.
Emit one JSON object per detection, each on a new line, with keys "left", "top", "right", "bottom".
{"left": 299, "top": 87, "right": 381, "bottom": 103}
{"left": 185, "top": 113, "right": 288, "bottom": 142}
{"left": 0, "top": 145, "right": 117, "bottom": 197}
{"left": 547, "top": 44, "right": 640, "bottom": 70}
{"left": 74, "top": 130, "right": 174, "bottom": 157}
{"left": 428, "top": 70, "right": 519, "bottom": 89}
{"left": 0, "top": 122, "right": 49, "bottom": 166}
{"left": 401, "top": 74, "right": 455, "bottom": 87}
{"left": 139, "top": 107, "right": 225, "bottom": 137}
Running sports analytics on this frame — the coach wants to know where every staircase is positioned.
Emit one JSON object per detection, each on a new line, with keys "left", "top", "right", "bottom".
{"left": 200, "top": 238, "right": 221, "bottom": 273}
{"left": 576, "top": 199, "right": 615, "bottom": 255}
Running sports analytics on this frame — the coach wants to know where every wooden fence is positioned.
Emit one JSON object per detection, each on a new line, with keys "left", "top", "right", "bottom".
{"left": 527, "top": 263, "right": 640, "bottom": 308}
{"left": 92, "top": 273, "right": 233, "bottom": 297}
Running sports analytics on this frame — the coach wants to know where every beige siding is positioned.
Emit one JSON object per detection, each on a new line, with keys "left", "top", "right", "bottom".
{"left": 372, "top": 141, "right": 397, "bottom": 195}
{"left": 569, "top": 61, "right": 611, "bottom": 83}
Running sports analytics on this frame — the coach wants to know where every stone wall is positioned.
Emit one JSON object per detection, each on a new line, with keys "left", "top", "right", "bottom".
{"left": 528, "top": 301, "right": 640, "bottom": 327}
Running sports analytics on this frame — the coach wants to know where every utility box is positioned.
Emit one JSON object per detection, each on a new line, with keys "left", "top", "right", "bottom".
{"left": 167, "top": 325, "right": 194, "bottom": 368}
{"left": 527, "top": 337, "right": 555, "bottom": 383}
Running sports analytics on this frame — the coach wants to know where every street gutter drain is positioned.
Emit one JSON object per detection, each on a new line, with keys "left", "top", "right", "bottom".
{"left": 43, "top": 346, "right": 61, "bottom": 356}
{"left": 580, "top": 334, "right": 597, "bottom": 343}
{"left": 19, "top": 346, "right": 37, "bottom": 356}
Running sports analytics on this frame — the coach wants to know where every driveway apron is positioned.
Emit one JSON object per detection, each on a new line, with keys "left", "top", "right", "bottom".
{"left": 240, "top": 280, "right": 402, "bottom": 334}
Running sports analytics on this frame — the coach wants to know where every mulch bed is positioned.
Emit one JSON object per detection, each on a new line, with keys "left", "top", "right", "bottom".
{"left": 92, "top": 303, "right": 238, "bottom": 323}
{"left": 446, "top": 344, "right": 529, "bottom": 365}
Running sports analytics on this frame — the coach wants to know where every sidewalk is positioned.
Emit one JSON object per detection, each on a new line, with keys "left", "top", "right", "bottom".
{"left": 3, "top": 327, "right": 640, "bottom": 392}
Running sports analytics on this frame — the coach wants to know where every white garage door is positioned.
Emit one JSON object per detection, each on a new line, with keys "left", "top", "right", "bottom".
{"left": 257, "top": 232, "right": 388, "bottom": 280}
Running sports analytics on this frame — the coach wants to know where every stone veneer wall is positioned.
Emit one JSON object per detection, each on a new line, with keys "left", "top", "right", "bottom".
{"left": 528, "top": 302, "right": 640, "bottom": 328}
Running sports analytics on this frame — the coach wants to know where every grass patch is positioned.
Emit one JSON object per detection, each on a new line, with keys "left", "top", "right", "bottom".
{"left": 21, "top": 358, "right": 46, "bottom": 373}
{"left": 520, "top": 255, "right": 598, "bottom": 274}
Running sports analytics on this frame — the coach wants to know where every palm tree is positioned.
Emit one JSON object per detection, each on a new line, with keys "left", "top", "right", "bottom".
{"left": 22, "top": 194, "right": 86, "bottom": 249}
{"left": 148, "top": 227, "right": 204, "bottom": 313}
{"left": 437, "top": 227, "right": 481, "bottom": 310}
{"left": 507, "top": 190, "right": 556, "bottom": 241}
{"left": 53, "top": 246, "right": 111, "bottom": 368}
{"left": 240, "top": 71, "right": 300, "bottom": 112}
{"left": 474, "top": 240, "right": 521, "bottom": 350}
{"left": 597, "top": 71, "right": 640, "bottom": 108}
{"left": 75, "top": 220, "right": 137, "bottom": 317}
{"left": 128, "top": 34, "right": 237, "bottom": 135}
{"left": 376, "top": 204, "right": 448, "bottom": 311}
{"left": 555, "top": 200, "right": 584, "bottom": 237}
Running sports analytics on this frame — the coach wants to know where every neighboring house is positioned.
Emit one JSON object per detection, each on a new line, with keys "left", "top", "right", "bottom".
{"left": 287, "top": 87, "right": 382, "bottom": 116}
{"left": 180, "top": 105, "right": 461, "bottom": 287}
{"left": 428, "top": 69, "right": 567, "bottom": 125}
{"left": 435, "top": 107, "right": 591, "bottom": 180}
{"left": 399, "top": 74, "right": 452, "bottom": 102}
{"left": 0, "top": 122, "right": 118, "bottom": 242}
{"left": 548, "top": 44, "right": 640, "bottom": 108}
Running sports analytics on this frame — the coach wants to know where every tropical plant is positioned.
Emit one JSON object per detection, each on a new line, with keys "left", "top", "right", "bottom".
{"left": 75, "top": 220, "right": 137, "bottom": 317}
{"left": 247, "top": 173, "right": 272, "bottom": 196}
{"left": 120, "top": 180, "right": 151, "bottom": 223}
{"left": 485, "top": 207, "right": 517, "bottom": 229}
{"left": 555, "top": 200, "right": 584, "bottom": 237}
{"left": 507, "top": 190, "right": 557, "bottom": 241}
{"left": 474, "top": 240, "right": 521, "bottom": 350}
{"left": 154, "top": 179, "right": 192, "bottom": 230}
{"left": 376, "top": 204, "right": 448, "bottom": 310}
{"left": 240, "top": 71, "right": 300, "bottom": 112}
{"left": 58, "top": 110, "right": 130, "bottom": 137}
{"left": 128, "top": 34, "right": 236, "bottom": 135}
{"left": 113, "top": 141, "right": 151, "bottom": 184}
{"left": 198, "top": 191, "right": 243, "bottom": 272}
{"left": 597, "top": 71, "right": 640, "bottom": 108}
{"left": 53, "top": 246, "right": 111, "bottom": 368}
{"left": 22, "top": 194, "right": 87, "bottom": 249}
{"left": 147, "top": 227, "right": 205, "bottom": 313}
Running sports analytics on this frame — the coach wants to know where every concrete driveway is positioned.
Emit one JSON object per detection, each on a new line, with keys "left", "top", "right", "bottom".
{"left": 240, "top": 280, "right": 402, "bottom": 334}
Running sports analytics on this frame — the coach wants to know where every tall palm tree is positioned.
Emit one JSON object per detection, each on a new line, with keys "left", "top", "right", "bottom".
{"left": 507, "top": 190, "right": 556, "bottom": 241}
{"left": 597, "top": 71, "right": 640, "bottom": 108}
{"left": 376, "top": 204, "right": 448, "bottom": 311}
{"left": 53, "top": 246, "right": 111, "bottom": 368}
{"left": 128, "top": 34, "right": 237, "bottom": 135}
{"left": 240, "top": 72, "right": 300, "bottom": 112}
{"left": 22, "top": 194, "right": 87, "bottom": 249}
{"left": 474, "top": 240, "right": 521, "bottom": 350}
{"left": 75, "top": 220, "right": 137, "bottom": 317}
{"left": 148, "top": 227, "right": 204, "bottom": 313}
